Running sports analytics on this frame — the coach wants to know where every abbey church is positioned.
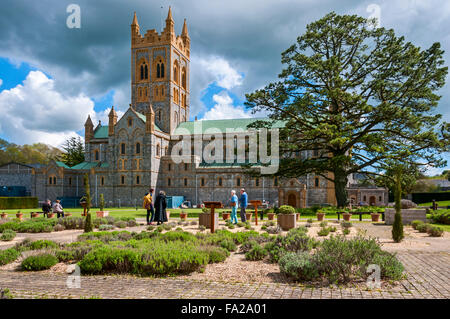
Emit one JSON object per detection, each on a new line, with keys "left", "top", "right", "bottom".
{"left": 23, "top": 9, "right": 387, "bottom": 208}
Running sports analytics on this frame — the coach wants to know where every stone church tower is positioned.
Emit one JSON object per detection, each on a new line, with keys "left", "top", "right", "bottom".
{"left": 131, "top": 8, "right": 190, "bottom": 134}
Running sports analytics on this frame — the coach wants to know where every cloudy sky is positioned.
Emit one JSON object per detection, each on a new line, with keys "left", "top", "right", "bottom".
{"left": 0, "top": 0, "right": 449, "bottom": 174}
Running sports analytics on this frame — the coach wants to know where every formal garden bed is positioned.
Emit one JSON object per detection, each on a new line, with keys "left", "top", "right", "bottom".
{"left": 0, "top": 216, "right": 139, "bottom": 235}
{"left": 0, "top": 220, "right": 405, "bottom": 288}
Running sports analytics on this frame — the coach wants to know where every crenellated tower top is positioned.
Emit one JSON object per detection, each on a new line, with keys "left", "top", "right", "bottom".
{"left": 131, "top": 7, "right": 190, "bottom": 58}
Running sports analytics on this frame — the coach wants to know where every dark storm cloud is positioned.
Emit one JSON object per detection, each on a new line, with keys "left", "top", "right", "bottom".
{"left": 0, "top": 0, "right": 448, "bottom": 121}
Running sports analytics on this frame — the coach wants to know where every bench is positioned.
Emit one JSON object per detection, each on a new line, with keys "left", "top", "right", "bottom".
{"left": 336, "top": 211, "right": 385, "bottom": 222}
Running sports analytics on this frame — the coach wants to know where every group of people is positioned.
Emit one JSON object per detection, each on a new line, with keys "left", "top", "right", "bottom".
{"left": 230, "top": 188, "right": 248, "bottom": 224}
{"left": 142, "top": 188, "right": 249, "bottom": 226}
{"left": 41, "top": 199, "right": 65, "bottom": 218}
{"left": 143, "top": 189, "right": 168, "bottom": 225}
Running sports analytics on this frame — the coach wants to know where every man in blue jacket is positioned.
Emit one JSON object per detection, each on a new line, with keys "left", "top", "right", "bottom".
{"left": 239, "top": 188, "right": 248, "bottom": 222}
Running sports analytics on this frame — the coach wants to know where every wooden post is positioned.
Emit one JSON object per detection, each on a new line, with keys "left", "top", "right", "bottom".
{"left": 249, "top": 200, "right": 262, "bottom": 226}
{"left": 203, "top": 201, "right": 222, "bottom": 233}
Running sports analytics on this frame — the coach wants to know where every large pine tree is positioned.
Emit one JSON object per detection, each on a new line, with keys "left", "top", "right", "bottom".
{"left": 245, "top": 12, "right": 450, "bottom": 207}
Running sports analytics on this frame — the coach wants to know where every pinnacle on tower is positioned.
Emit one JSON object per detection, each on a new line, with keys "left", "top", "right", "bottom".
{"left": 132, "top": 11, "right": 139, "bottom": 26}
{"left": 166, "top": 6, "right": 173, "bottom": 21}
{"left": 182, "top": 19, "right": 189, "bottom": 37}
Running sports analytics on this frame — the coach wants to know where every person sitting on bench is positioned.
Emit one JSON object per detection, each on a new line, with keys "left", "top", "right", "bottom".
{"left": 52, "top": 200, "right": 64, "bottom": 218}
{"left": 42, "top": 199, "right": 52, "bottom": 218}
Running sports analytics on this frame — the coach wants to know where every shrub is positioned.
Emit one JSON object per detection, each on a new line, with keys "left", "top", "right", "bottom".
{"left": 318, "top": 228, "right": 330, "bottom": 236}
{"left": 430, "top": 211, "right": 450, "bottom": 225}
{"left": 265, "top": 225, "right": 281, "bottom": 234}
{"left": 411, "top": 220, "right": 424, "bottom": 230}
{"left": 21, "top": 253, "right": 58, "bottom": 271}
{"left": 1, "top": 229, "right": 16, "bottom": 241}
{"left": 147, "top": 225, "right": 155, "bottom": 231}
{"left": 343, "top": 228, "right": 350, "bottom": 235}
{"left": 55, "top": 249, "right": 75, "bottom": 262}
{"left": 162, "top": 223, "right": 172, "bottom": 231}
{"left": 416, "top": 223, "right": 431, "bottom": 233}
{"left": 200, "top": 246, "right": 229, "bottom": 263}
{"left": 57, "top": 217, "right": 85, "bottom": 230}
{"left": 84, "top": 213, "right": 94, "bottom": 233}
{"left": 279, "top": 252, "right": 319, "bottom": 281}
{"left": 278, "top": 205, "right": 296, "bottom": 215}
{"left": 0, "top": 288, "right": 13, "bottom": 299}
{"left": 392, "top": 212, "right": 404, "bottom": 243}
{"left": 427, "top": 225, "right": 444, "bottom": 237}
{"left": 99, "top": 224, "right": 114, "bottom": 231}
{"left": 78, "top": 231, "right": 132, "bottom": 243}
{"left": 340, "top": 221, "right": 352, "bottom": 229}
{"left": 313, "top": 235, "right": 401, "bottom": 283}
{"left": 53, "top": 224, "right": 65, "bottom": 232}
{"left": 0, "top": 248, "right": 20, "bottom": 265}
{"left": 371, "top": 251, "right": 404, "bottom": 281}
{"left": 127, "top": 220, "right": 137, "bottom": 227}
{"left": 114, "top": 221, "right": 127, "bottom": 229}
{"left": 219, "top": 239, "right": 237, "bottom": 252}
{"left": 245, "top": 243, "right": 268, "bottom": 261}
{"left": 261, "top": 225, "right": 267, "bottom": 230}
{"left": 329, "top": 226, "right": 337, "bottom": 233}
{"left": 228, "top": 224, "right": 235, "bottom": 229}
{"left": 307, "top": 218, "right": 313, "bottom": 224}
{"left": 199, "top": 225, "right": 206, "bottom": 231}
{"left": 78, "top": 242, "right": 210, "bottom": 276}
{"left": 320, "top": 221, "right": 328, "bottom": 228}
{"left": 27, "top": 240, "right": 59, "bottom": 251}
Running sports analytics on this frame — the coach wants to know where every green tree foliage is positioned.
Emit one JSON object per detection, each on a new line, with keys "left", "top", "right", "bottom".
{"left": 60, "top": 137, "right": 85, "bottom": 167}
{"left": 245, "top": 12, "right": 449, "bottom": 208}
{"left": 376, "top": 160, "right": 422, "bottom": 195}
{"left": 0, "top": 138, "right": 62, "bottom": 166}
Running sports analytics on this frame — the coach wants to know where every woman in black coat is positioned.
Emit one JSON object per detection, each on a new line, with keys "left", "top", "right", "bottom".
{"left": 154, "top": 191, "right": 168, "bottom": 225}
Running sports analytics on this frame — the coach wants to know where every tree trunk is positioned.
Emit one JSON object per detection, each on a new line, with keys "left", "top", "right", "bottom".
{"left": 395, "top": 169, "right": 402, "bottom": 213}
{"left": 334, "top": 170, "right": 349, "bottom": 208}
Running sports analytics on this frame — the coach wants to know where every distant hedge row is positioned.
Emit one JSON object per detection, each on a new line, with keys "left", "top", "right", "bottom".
{"left": 411, "top": 192, "right": 450, "bottom": 204}
{"left": 0, "top": 197, "right": 39, "bottom": 209}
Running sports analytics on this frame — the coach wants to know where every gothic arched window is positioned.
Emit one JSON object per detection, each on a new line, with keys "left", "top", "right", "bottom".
{"left": 157, "top": 64, "right": 161, "bottom": 78}
{"left": 136, "top": 142, "right": 141, "bottom": 154}
{"left": 161, "top": 63, "right": 165, "bottom": 78}
{"left": 181, "top": 67, "right": 186, "bottom": 89}
{"left": 144, "top": 64, "right": 148, "bottom": 79}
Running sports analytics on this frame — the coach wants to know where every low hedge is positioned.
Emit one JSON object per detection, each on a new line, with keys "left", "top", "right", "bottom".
{"left": 430, "top": 210, "right": 450, "bottom": 225}
{"left": 78, "top": 240, "right": 211, "bottom": 276}
{"left": 0, "top": 197, "right": 38, "bottom": 209}
{"left": 0, "top": 248, "right": 20, "bottom": 265}
{"left": 21, "top": 253, "right": 58, "bottom": 271}
{"left": 0, "top": 218, "right": 56, "bottom": 233}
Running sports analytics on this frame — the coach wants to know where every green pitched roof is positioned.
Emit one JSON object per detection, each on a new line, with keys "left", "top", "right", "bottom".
{"left": 70, "top": 162, "right": 100, "bottom": 170}
{"left": 134, "top": 111, "right": 163, "bottom": 132}
{"left": 173, "top": 118, "right": 286, "bottom": 135}
{"left": 55, "top": 161, "right": 71, "bottom": 168}
{"left": 93, "top": 126, "right": 109, "bottom": 139}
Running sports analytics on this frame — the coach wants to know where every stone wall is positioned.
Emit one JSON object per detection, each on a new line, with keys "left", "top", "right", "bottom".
{"left": 385, "top": 208, "right": 427, "bottom": 225}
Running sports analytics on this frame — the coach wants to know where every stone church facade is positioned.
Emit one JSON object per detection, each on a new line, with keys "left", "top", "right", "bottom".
{"left": 29, "top": 9, "right": 387, "bottom": 208}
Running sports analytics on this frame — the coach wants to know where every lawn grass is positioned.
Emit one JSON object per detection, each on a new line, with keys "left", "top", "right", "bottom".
{"left": 420, "top": 200, "right": 450, "bottom": 207}
{"left": 1, "top": 207, "right": 386, "bottom": 222}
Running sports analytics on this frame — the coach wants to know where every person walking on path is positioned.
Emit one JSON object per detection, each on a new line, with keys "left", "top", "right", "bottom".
{"left": 42, "top": 199, "right": 52, "bottom": 218}
{"left": 52, "top": 200, "right": 64, "bottom": 218}
{"left": 230, "top": 190, "right": 238, "bottom": 224}
{"left": 154, "top": 190, "right": 168, "bottom": 225}
{"left": 239, "top": 188, "right": 248, "bottom": 222}
{"left": 143, "top": 189, "right": 155, "bottom": 225}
